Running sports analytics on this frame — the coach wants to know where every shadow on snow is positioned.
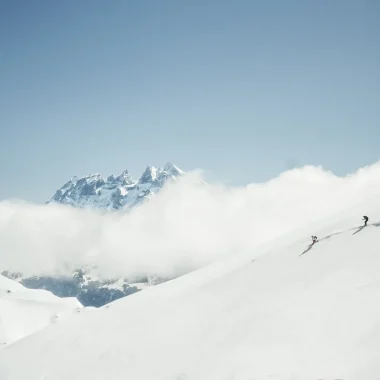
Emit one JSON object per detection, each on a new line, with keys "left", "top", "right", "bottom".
{"left": 299, "top": 221, "right": 380, "bottom": 257}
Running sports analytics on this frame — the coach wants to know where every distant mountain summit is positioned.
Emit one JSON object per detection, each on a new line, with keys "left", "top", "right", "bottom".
{"left": 47, "top": 163, "right": 184, "bottom": 210}
{"left": 14, "top": 163, "right": 185, "bottom": 307}
{"left": 7, "top": 162, "right": 185, "bottom": 308}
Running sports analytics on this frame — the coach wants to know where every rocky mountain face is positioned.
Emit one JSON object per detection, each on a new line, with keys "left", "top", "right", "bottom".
{"left": 47, "top": 163, "right": 184, "bottom": 210}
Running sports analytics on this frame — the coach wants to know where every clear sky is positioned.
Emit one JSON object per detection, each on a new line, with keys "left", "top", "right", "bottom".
{"left": 1, "top": 0, "right": 379, "bottom": 202}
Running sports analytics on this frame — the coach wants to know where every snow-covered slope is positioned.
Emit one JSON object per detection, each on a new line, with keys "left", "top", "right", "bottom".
{"left": 47, "top": 163, "right": 184, "bottom": 210}
{"left": 0, "top": 275, "right": 83, "bottom": 346}
{"left": 1, "top": 197, "right": 380, "bottom": 379}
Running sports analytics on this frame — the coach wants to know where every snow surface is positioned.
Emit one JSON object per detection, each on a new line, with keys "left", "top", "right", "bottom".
{"left": 0, "top": 275, "right": 83, "bottom": 346}
{"left": 1, "top": 196, "right": 380, "bottom": 379}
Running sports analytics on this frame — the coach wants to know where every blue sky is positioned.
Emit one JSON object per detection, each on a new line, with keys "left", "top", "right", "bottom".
{"left": 1, "top": 0, "right": 379, "bottom": 202}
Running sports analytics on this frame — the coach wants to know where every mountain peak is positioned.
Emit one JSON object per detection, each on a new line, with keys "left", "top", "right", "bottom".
{"left": 115, "top": 169, "right": 134, "bottom": 185}
{"left": 118, "top": 169, "right": 129, "bottom": 177}
{"left": 163, "top": 162, "right": 184, "bottom": 176}
{"left": 139, "top": 166, "right": 159, "bottom": 184}
{"left": 84, "top": 173, "right": 101, "bottom": 180}
{"left": 47, "top": 163, "right": 185, "bottom": 210}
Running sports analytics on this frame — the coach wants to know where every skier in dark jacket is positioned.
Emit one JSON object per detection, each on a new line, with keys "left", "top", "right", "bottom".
{"left": 311, "top": 235, "right": 318, "bottom": 244}
{"left": 363, "top": 216, "right": 369, "bottom": 226}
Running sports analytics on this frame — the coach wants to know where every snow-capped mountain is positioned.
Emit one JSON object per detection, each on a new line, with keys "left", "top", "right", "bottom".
{"left": 47, "top": 163, "right": 184, "bottom": 210}
{"left": 2, "top": 196, "right": 380, "bottom": 379}
{"left": 2, "top": 163, "right": 183, "bottom": 308}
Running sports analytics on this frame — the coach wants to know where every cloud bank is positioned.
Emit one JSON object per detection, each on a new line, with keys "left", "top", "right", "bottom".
{"left": 1, "top": 162, "right": 380, "bottom": 279}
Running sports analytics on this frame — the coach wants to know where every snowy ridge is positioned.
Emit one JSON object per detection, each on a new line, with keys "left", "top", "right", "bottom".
{"left": 0, "top": 275, "right": 83, "bottom": 346}
{"left": 1, "top": 196, "right": 380, "bottom": 379}
{"left": 47, "top": 163, "right": 184, "bottom": 210}
{"left": 1, "top": 268, "right": 163, "bottom": 308}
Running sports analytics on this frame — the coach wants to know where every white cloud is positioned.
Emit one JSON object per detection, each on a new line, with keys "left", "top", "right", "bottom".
{"left": 1, "top": 162, "right": 380, "bottom": 279}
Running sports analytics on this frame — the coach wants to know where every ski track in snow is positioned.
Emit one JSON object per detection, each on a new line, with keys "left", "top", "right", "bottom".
{"left": 299, "top": 221, "right": 380, "bottom": 257}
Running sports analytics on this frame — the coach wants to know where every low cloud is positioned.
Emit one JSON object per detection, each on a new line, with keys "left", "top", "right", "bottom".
{"left": 1, "top": 162, "right": 380, "bottom": 279}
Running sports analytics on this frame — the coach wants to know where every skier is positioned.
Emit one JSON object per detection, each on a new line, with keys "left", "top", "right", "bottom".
{"left": 300, "top": 236, "right": 318, "bottom": 256}
{"left": 363, "top": 215, "right": 369, "bottom": 226}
